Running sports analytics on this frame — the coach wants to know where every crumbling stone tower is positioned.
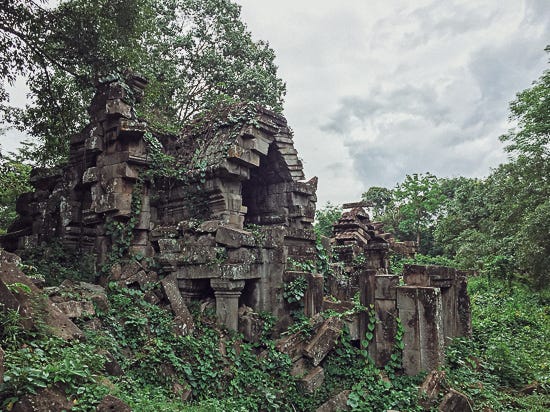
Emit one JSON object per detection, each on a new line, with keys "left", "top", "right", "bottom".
{"left": 2, "top": 73, "right": 318, "bottom": 331}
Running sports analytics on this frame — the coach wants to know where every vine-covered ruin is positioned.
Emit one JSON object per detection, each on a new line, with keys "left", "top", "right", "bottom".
{"left": 1, "top": 73, "right": 471, "bottom": 378}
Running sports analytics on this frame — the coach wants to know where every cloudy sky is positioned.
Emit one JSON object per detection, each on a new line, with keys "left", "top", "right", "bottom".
{"left": 1, "top": 0, "right": 548, "bottom": 207}
{"left": 236, "top": 0, "right": 550, "bottom": 206}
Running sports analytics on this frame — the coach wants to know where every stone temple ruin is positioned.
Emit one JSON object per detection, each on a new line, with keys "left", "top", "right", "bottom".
{"left": 1, "top": 73, "right": 471, "bottom": 376}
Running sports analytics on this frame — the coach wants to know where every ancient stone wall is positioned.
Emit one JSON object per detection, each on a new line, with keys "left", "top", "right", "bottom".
{"left": 323, "top": 204, "right": 471, "bottom": 374}
{"left": 1, "top": 74, "right": 318, "bottom": 333}
{"left": 1, "top": 76, "right": 471, "bottom": 376}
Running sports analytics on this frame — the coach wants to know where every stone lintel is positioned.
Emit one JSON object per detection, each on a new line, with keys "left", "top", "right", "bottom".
{"left": 174, "top": 265, "right": 222, "bottom": 280}
{"left": 403, "top": 264, "right": 456, "bottom": 288}
{"left": 220, "top": 263, "right": 260, "bottom": 280}
{"left": 342, "top": 201, "right": 368, "bottom": 209}
{"left": 215, "top": 226, "right": 256, "bottom": 248}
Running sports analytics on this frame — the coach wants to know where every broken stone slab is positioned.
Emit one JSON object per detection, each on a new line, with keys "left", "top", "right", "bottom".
{"left": 161, "top": 274, "right": 195, "bottom": 336}
{"left": 315, "top": 390, "right": 351, "bottom": 412}
{"left": 259, "top": 226, "right": 285, "bottom": 248}
{"left": 438, "top": 389, "right": 472, "bottom": 412}
{"left": 303, "top": 317, "right": 344, "bottom": 366}
{"left": 82, "top": 167, "right": 99, "bottom": 184}
{"left": 0, "top": 251, "right": 83, "bottom": 340}
{"left": 215, "top": 226, "right": 255, "bottom": 248}
{"left": 11, "top": 386, "right": 73, "bottom": 412}
{"left": 238, "top": 310, "right": 265, "bottom": 343}
{"left": 298, "top": 366, "right": 324, "bottom": 393}
{"left": 227, "top": 248, "right": 261, "bottom": 264}
{"left": 124, "top": 270, "right": 159, "bottom": 290}
{"left": 113, "top": 260, "right": 143, "bottom": 281}
{"left": 173, "top": 382, "right": 192, "bottom": 402}
{"left": 179, "top": 245, "right": 219, "bottom": 264}
{"left": 0, "top": 279, "right": 22, "bottom": 312}
{"left": 105, "top": 98, "right": 133, "bottom": 119}
{"left": 102, "top": 351, "right": 124, "bottom": 376}
{"left": 418, "top": 370, "right": 446, "bottom": 410}
{"left": 227, "top": 144, "right": 260, "bottom": 167}
{"left": 290, "top": 357, "right": 310, "bottom": 377}
{"left": 53, "top": 300, "right": 95, "bottom": 319}
{"left": 284, "top": 227, "right": 317, "bottom": 242}
{"left": 197, "top": 220, "right": 221, "bottom": 233}
{"left": 276, "top": 331, "right": 308, "bottom": 362}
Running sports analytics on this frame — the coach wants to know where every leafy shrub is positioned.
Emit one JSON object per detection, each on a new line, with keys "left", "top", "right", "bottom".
{"left": 20, "top": 241, "right": 96, "bottom": 285}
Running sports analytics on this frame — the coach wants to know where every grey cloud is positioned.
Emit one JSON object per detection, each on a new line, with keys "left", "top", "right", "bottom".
{"left": 524, "top": 0, "right": 550, "bottom": 26}
{"left": 404, "top": 1, "right": 497, "bottom": 46}
{"left": 324, "top": 161, "right": 347, "bottom": 178}
{"left": 344, "top": 122, "right": 504, "bottom": 188}
{"left": 321, "top": 84, "right": 451, "bottom": 135}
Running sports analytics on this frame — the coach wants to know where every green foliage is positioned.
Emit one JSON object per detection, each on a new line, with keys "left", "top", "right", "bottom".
{"left": 0, "top": 308, "right": 30, "bottom": 349}
{"left": 76, "top": 284, "right": 305, "bottom": 410}
{"left": 0, "top": 147, "right": 31, "bottom": 233}
{"left": 20, "top": 241, "right": 96, "bottom": 286}
{"left": 393, "top": 172, "right": 445, "bottom": 250}
{"left": 500, "top": 52, "right": 550, "bottom": 158}
{"left": 320, "top": 326, "right": 422, "bottom": 412}
{"left": 314, "top": 202, "right": 342, "bottom": 239}
{"left": 1, "top": 337, "right": 107, "bottom": 409}
{"left": 5, "top": 282, "right": 32, "bottom": 295}
{"left": 516, "top": 199, "right": 550, "bottom": 287}
{"left": 444, "top": 276, "right": 550, "bottom": 410}
{"left": 283, "top": 275, "right": 308, "bottom": 304}
{"left": 0, "top": 0, "right": 286, "bottom": 165}
{"left": 431, "top": 59, "right": 549, "bottom": 287}
{"left": 362, "top": 186, "right": 392, "bottom": 220}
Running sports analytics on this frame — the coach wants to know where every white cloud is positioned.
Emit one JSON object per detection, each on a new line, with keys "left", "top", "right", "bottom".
{"left": 237, "top": 0, "right": 549, "bottom": 206}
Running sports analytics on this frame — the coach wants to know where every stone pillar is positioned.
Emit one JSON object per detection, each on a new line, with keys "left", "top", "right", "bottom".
{"left": 397, "top": 286, "right": 445, "bottom": 375}
{"left": 373, "top": 275, "right": 399, "bottom": 367}
{"left": 304, "top": 273, "right": 324, "bottom": 318}
{"left": 455, "top": 273, "right": 472, "bottom": 338}
{"left": 210, "top": 279, "right": 245, "bottom": 330}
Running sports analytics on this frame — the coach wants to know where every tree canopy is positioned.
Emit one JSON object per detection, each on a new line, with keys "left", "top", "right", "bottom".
{"left": 0, "top": 0, "right": 286, "bottom": 165}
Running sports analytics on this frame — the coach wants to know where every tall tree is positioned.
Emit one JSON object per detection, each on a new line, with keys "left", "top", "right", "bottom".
{"left": 393, "top": 172, "right": 445, "bottom": 250}
{"left": 0, "top": 143, "right": 31, "bottom": 233}
{"left": 314, "top": 202, "right": 342, "bottom": 239}
{"left": 0, "top": 0, "right": 286, "bottom": 165}
{"left": 362, "top": 186, "right": 392, "bottom": 220}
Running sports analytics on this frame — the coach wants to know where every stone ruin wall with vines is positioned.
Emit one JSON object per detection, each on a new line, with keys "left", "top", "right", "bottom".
{"left": 1, "top": 73, "right": 472, "bottom": 377}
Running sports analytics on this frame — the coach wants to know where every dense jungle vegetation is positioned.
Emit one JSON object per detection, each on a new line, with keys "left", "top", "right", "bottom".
{"left": 0, "top": 0, "right": 549, "bottom": 411}
{"left": 1, "top": 273, "right": 547, "bottom": 411}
